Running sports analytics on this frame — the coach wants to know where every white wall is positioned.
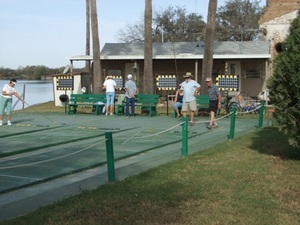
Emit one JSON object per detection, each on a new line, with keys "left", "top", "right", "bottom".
{"left": 52, "top": 74, "right": 82, "bottom": 107}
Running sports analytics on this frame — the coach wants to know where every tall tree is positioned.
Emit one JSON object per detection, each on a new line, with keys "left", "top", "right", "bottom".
{"left": 85, "top": 0, "right": 91, "bottom": 70}
{"left": 153, "top": 6, "right": 206, "bottom": 42}
{"left": 90, "top": 0, "right": 102, "bottom": 93}
{"left": 143, "top": 0, "right": 153, "bottom": 94}
{"left": 268, "top": 11, "right": 300, "bottom": 148}
{"left": 201, "top": 0, "right": 217, "bottom": 94}
{"left": 215, "top": 0, "right": 262, "bottom": 41}
{"left": 117, "top": 6, "right": 205, "bottom": 43}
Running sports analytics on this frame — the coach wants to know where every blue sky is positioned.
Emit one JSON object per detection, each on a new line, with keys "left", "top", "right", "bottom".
{"left": 0, "top": 0, "right": 266, "bottom": 69}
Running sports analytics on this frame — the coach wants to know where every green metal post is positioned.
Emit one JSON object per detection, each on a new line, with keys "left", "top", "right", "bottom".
{"left": 229, "top": 108, "right": 236, "bottom": 140}
{"left": 105, "top": 132, "right": 115, "bottom": 182}
{"left": 182, "top": 117, "right": 188, "bottom": 156}
{"left": 258, "top": 101, "right": 265, "bottom": 128}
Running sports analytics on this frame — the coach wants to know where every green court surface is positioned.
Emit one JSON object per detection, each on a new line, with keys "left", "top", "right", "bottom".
{"left": 0, "top": 111, "right": 267, "bottom": 220}
{"left": 0, "top": 111, "right": 264, "bottom": 193}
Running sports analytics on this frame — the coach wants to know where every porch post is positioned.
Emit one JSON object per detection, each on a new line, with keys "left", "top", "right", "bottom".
{"left": 195, "top": 60, "right": 198, "bottom": 82}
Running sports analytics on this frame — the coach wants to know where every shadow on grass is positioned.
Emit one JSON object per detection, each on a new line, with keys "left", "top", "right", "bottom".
{"left": 249, "top": 126, "right": 300, "bottom": 160}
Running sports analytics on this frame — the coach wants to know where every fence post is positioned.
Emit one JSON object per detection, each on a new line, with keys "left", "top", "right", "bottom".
{"left": 229, "top": 108, "right": 236, "bottom": 140}
{"left": 105, "top": 132, "right": 115, "bottom": 182}
{"left": 258, "top": 101, "right": 265, "bottom": 128}
{"left": 182, "top": 117, "right": 188, "bottom": 156}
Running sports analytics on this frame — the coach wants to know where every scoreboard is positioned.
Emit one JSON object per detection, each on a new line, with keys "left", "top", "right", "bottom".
{"left": 109, "top": 76, "right": 123, "bottom": 90}
{"left": 216, "top": 75, "right": 239, "bottom": 91}
{"left": 56, "top": 75, "right": 74, "bottom": 91}
{"left": 156, "top": 75, "right": 177, "bottom": 90}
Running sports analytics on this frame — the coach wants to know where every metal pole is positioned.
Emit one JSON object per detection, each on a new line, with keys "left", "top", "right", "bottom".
{"left": 229, "top": 108, "right": 236, "bottom": 140}
{"left": 105, "top": 132, "right": 115, "bottom": 182}
{"left": 258, "top": 101, "right": 265, "bottom": 128}
{"left": 182, "top": 117, "right": 188, "bottom": 156}
{"left": 22, "top": 84, "right": 26, "bottom": 109}
{"left": 166, "top": 90, "right": 169, "bottom": 116}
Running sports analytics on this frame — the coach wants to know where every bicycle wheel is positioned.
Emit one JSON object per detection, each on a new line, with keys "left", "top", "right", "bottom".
{"left": 229, "top": 102, "right": 242, "bottom": 115}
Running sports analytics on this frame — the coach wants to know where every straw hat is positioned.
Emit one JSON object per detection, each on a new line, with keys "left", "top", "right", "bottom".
{"left": 183, "top": 72, "right": 192, "bottom": 78}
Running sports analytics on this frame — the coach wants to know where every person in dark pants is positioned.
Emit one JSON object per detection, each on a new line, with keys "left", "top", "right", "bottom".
{"left": 125, "top": 74, "right": 137, "bottom": 118}
{"left": 205, "top": 77, "right": 222, "bottom": 129}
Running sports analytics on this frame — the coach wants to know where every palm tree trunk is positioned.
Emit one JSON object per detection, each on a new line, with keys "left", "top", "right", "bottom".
{"left": 85, "top": 0, "right": 91, "bottom": 70}
{"left": 90, "top": 0, "right": 102, "bottom": 93}
{"left": 201, "top": 0, "right": 217, "bottom": 94}
{"left": 143, "top": 0, "right": 153, "bottom": 94}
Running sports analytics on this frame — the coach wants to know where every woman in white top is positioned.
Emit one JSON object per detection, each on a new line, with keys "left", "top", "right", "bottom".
{"left": 0, "top": 78, "right": 23, "bottom": 126}
{"left": 102, "top": 75, "right": 117, "bottom": 115}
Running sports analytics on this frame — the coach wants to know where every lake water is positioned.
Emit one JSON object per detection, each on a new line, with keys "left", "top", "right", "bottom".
{"left": 0, "top": 80, "right": 54, "bottom": 111}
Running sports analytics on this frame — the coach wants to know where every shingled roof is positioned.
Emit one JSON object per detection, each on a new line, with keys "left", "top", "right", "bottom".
{"left": 100, "top": 41, "right": 271, "bottom": 60}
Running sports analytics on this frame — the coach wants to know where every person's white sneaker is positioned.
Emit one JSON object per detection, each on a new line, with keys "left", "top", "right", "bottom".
{"left": 7, "top": 121, "right": 12, "bottom": 126}
{"left": 0, "top": 120, "right": 2, "bottom": 126}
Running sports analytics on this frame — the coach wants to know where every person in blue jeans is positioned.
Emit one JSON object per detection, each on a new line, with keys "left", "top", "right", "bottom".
{"left": 103, "top": 75, "right": 117, "bottom": 116}
{"left": 173, "top": 87, "right": 184, "bottom": 118}
{"left": 125, "top": 74, "right": 137, "bottom": 118}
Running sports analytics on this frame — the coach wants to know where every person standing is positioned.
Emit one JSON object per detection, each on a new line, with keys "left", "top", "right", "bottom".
{"left": 173, "top": 86, "right": 184, "bottom": 118}
{"left": 205, "top": 77, "right": 222, "bottom": 129}
{"left": 0, "top": 78, "right": 23, "bottom": 126}
{"left": 124, "top": 74, "right": 137, "bottom": 118}
{"left": 103, "top": 75, "right": 117, "bottom": 116}
{"left": 180, "top": 72, "right": 201, "bottom": 126}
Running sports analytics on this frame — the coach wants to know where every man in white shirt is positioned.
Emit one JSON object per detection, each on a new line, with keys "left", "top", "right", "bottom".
{"left": 180, "top": 72, "right": 201, "bottom": 126}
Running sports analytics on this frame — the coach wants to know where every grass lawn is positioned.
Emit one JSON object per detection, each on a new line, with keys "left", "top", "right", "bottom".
{"left": 1, "top": 122, "right": 299, "bottom": 225}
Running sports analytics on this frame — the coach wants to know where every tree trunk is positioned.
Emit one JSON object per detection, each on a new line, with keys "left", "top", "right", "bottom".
{"left": 143, "top": 0, "right": 153, "bottom": 94}
{"left": 201, "top": 0, "right": 217, "bottom": 94}
{"left": 90, "top": 0, "right": 102, "bottom": 93}
{"left": 85, "top": 0, "right": 91, "bottom": 70}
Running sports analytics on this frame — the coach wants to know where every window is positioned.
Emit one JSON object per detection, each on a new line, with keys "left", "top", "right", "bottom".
{"left": 108, "top": 70, "right": 121, "bottom": 76}
{"left": 244, "top": 70, "right": 260, "bottom": 78}
{"left": 230, "top": 64, "right": 236, "bottom": 75}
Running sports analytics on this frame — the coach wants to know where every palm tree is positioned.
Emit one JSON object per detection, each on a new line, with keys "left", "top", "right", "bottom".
{"left": 90, "top": 0, "right": 102, "bottom": 93}
{"left": 143, "top": 0, "right": 153, "bottom": 94}
{"left": 201, "top": 0, "right": 217, "bottom": 94}
{"left": 85, "top": 0, "right": 91, "bottom": 70}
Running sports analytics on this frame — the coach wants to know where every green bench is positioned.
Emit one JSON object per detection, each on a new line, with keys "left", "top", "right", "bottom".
{"left": 196, "top": 95, "right": 210, "bottom": 116}
{"left": 115, "top": 94, "right": 126, "bottom": 116}
{"left": 136, "top": 94, "right": 159, "bottom": 117}
{"left": 173, "top": 95, "right": 210, "bottom": 117}
{"left": 67, "top": 94, "right": 106, "bottom": 115}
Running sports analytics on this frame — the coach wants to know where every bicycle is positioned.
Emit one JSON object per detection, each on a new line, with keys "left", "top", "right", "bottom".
{"left": 218, "top": 96, "right": 232, "bottom": 115}
{"left": 228, "top": 100, "right": 261, "bottom": 115}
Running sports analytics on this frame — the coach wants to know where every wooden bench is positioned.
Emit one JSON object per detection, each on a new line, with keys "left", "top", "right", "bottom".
{"left": 196, "top": 95, "right": 210, "bottom": 116}
{"left": 136, "top": 94, "right": 159, "bottom": 117}
{"left": 67, "top": 94, "right": 106, "bottom": 115}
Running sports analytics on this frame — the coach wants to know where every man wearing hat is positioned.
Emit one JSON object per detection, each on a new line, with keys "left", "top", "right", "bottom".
{"left": 0, "top": 78, "right": 23, "bottom": 126}
{"left": 180, "top": 72, "right": 201, "bottom": 126}
{"left": 124, "top": 74, "right": 137, "bottom": 118}
{"left": 205, "top": 77, "right": 222, "bottom": 129}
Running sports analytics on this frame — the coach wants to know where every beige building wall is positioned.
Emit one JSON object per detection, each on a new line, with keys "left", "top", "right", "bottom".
{"left": 259, "top": 0, "right": 300, "bottom": 89}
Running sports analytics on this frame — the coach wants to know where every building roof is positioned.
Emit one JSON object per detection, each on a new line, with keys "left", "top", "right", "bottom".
{"left": 100, "top": 41, "right": 271, "bottom": 60}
